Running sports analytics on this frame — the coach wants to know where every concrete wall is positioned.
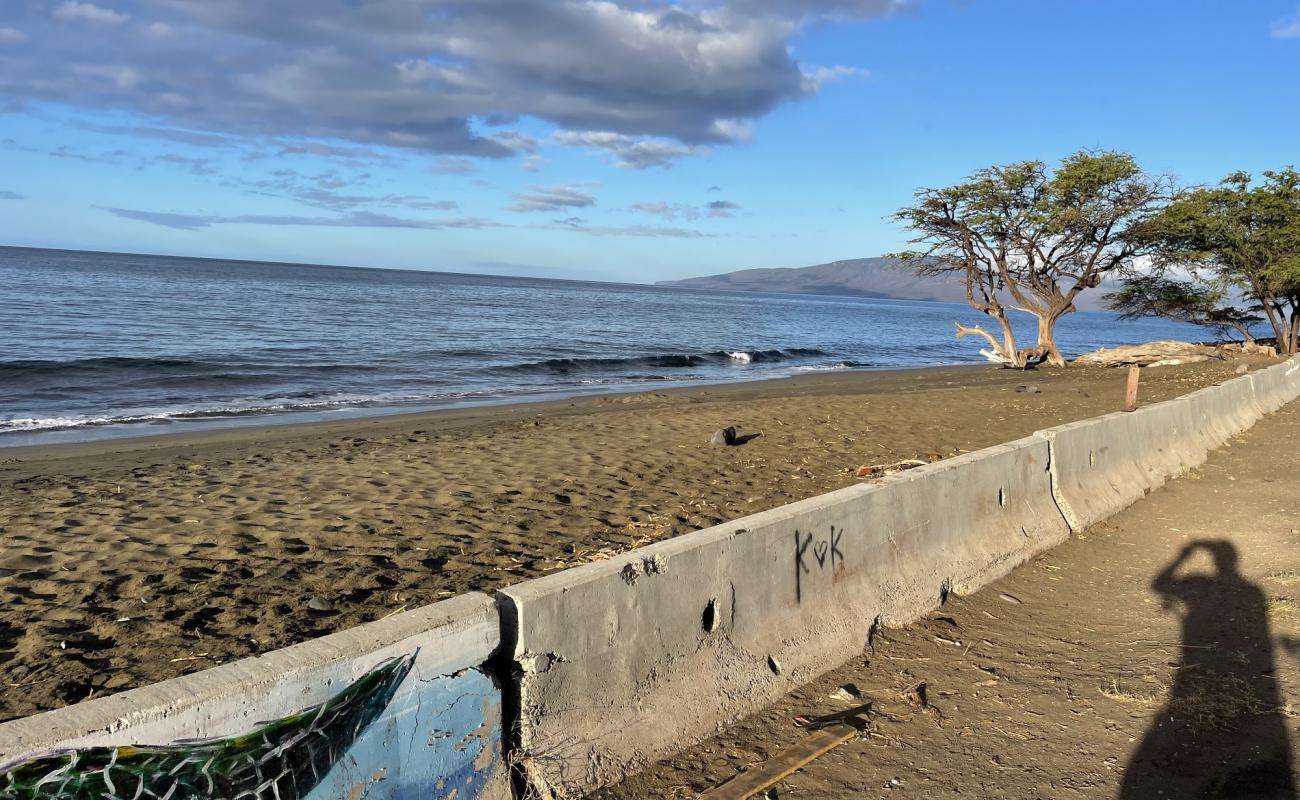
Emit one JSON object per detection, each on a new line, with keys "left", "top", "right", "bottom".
{"left": 0, "top": 593, "right": 509, "bottom": 800}
{"left": 499, "top": 437, "right": 1068, "bottom": 797}
{"left": 1034, "top": 372, "right": 1275, "bottom": 533}
{"left": 1251, "top": 357, "right": 1300, "bottom": 414}
{"left": 1032, "top": 398, "right": 1202, "bottom": 533}
{"left": 1182, "top": 374, "right": 1263, "bottom": 451}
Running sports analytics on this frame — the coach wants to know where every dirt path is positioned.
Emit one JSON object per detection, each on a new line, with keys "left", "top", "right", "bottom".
{"left": 602, "top": 402, "right": 1300, "bottom": 799}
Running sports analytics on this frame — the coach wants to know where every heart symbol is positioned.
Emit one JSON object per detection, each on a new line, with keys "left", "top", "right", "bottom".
{"left": 813, "top": 540, "right": 829, "bottom": 567}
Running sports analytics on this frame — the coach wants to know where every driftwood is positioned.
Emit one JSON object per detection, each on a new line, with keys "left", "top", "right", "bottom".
{"left": 1073, "top": 341, "right": 1228, "bottom": 368}
{"left": 1223, "top": 341, "right": 1279, "bottom": 358}
{"left": 954, "top": 322, "right": 1050, "bottom": 370}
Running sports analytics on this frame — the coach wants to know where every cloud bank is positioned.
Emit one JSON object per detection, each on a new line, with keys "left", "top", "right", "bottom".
{"left": 0, "top": 0, "right": 895, "bottom": 164}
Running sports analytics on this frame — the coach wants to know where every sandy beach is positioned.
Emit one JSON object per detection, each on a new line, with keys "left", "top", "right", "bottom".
{"left": 0, "top": 360, "right": 1261, "bottom": 721}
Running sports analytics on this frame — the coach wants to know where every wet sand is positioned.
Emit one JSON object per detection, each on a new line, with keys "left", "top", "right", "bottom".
{"left": 0, "top": 360, "right": 1260, "bottom": 721}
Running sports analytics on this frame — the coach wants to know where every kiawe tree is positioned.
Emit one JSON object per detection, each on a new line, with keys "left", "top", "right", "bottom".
{"left": 1119, "top": 169, "right": 1300, "bottom": 355}
{"left": 891, "top": 150, "right": 1169, "bottom": 367}
{"left": 1105, "top": 274, "right": 1262, "bottom": 343}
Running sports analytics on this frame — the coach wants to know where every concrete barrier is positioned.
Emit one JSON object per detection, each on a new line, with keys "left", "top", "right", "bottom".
{"left": 1033, "top": 397, "right": 1206, "bottom": 533}
{"left": 498, "top": 437, "right": 1067, "bottom": 797}
{"left": 1035, "top": 372, "right": 1273, "bottom": 533}
{"left": 1250, "top": 357, "right": 1300, "bottom": 413}
{"left": 0, "top": 593, "right": 509, "bottom": 800}
{"left": 1181, "top": 375, "right": 1263, "bottom": 452}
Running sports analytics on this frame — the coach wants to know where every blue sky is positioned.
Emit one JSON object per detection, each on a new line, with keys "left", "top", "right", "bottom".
{"left": 1, "top": 0, "right": 1297, "bottom": 282}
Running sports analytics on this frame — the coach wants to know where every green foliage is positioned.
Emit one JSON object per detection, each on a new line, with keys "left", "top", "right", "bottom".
{"left": 891, "top": 148, "right": 1168, "bottom": 365}
{"left": 1105, "top": 274, "right": 1261, "bottom": 339}
{"left": 1134, "top": 168, "right": 1300, "bottom": 353}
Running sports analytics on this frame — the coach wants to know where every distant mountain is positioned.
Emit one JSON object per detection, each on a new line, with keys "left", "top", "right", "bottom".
{"left": 655, "top": 257, "right": 1110, "bottom": 311}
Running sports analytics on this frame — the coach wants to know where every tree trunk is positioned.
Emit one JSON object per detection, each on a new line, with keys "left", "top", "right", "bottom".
{"left": 955, "top": 315, "right": 1023, "bottom": 368}
{"left": 1260, "top": 300, "right": 1288, "bottom": 353}
{"left": 1034, "top": 312, "right": 1068, "bottom": 367}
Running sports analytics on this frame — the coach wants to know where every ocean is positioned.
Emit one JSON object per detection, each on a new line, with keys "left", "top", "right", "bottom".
{"left": 0, "top": 246, "right": 1208, "bottom": 446}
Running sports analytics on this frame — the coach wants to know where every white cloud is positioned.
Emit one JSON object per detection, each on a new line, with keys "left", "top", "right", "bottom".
{"left": 53, "top": 1, "right": 130, "bottom": 26}
{"left": 0, "top": 27, "right": 28, "bottom": 44}
{"left": 74, "top": 63, "right": 142, "bottom": 90}
{"left": 630, "top": 201, "right": 700, "bottom": 221}
{"left": 555, "top": 131, "right": 709, "bottom": 169}
{"left": 629, "top": 199, "right": 742, "bottom": 219}
{"left": 801, "top": 65, "right": 871, "bottom": 91}
{"left": 706, "top": 200, "right": 741, "bottom": 217}
{"left": 431, "top": 157, "right": 477, "bottom": 175}
{"left": 0, "top": 1, "right": 902, "bottom": 161}
{"left": 1271, "top": 8, "right": 1300, "bottom": 38}
{"left": 510, "top": 184, "right": 597, "bottom": 212}
{"left": 105, "top": 206, "right": 496, "bottom": 231}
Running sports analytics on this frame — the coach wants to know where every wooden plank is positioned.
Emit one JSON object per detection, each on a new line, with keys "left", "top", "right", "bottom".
{"left": 698, "top": 722, "right": 860, "bottom": 800}
{"left": 1124, "top": 365, "right": 1141, "bottom": 412}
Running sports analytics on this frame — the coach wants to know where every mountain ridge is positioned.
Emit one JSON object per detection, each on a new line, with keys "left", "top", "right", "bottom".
{"left": 656, "top": 257, "right": 1109, "bottom": 311}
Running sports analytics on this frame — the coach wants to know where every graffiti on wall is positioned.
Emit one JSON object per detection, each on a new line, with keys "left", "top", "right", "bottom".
{"left": 0, "top": 651, "right": 503, "bottom": 800}
{"left": 793, "top": 526, "right": 846, "bottom": 602}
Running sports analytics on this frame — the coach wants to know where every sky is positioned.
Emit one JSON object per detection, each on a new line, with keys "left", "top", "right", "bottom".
{"left": 0, "top": 0, "right": 1298, "bottom": 283}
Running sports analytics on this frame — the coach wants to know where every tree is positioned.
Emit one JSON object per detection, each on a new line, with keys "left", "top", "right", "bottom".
{"left": 891, "top": 150, "right": 1169, "bottom": 367}
{"left": 1128, "top": 169, "right": 1300, "bottom": 355}
{"left": 1105, "top": 274, "right": 1262, "bottom": 342}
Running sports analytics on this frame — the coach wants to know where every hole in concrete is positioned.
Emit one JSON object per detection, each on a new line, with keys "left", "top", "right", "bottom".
{"left": 767, "top": 655, "right": 782, "bottom": 676}
{"left": 998, "top": 487, "right": 1008, "bottom": 508}
{"left": 702, "top": 598, "right": 719, "bottom": 632}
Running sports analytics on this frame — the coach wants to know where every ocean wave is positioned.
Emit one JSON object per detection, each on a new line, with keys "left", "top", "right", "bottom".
{"left": 0, "top": 356, "right": 386, "bottom": 383}
{"left": 794, "top": 360, "right": 875, "bottom": 371}
{"left": 0, "top": 392, "right": 469, "bottom": 434}
{"left": 492, "top": 348, "right": 828, "bottom": 375}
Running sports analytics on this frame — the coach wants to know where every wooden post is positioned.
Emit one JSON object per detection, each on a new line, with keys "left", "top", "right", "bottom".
{"left": 1124, "top": 365, "right": 1140, "bottom": 412}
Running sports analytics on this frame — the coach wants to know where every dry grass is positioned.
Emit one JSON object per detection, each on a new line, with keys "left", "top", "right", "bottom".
{"left": 1099, "top": 677, "right": 1166, "bottom": 705}
{"left": 1168, "top": 669, "right": 1270, "bottom": 728}
{"left": 1099, "top": 667, "right": 1270, "bottom": 729}
{"left": 1269, "top": 597, "right": 1300, "bottom": 618}
{"left": 1265, "top": 571, "right": 1300, "bottom": 587}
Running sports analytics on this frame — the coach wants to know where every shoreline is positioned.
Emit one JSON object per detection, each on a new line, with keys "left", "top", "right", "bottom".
{"left": 0, "top": 362, "right": 971, "bottom": 452}
{"left": 0, "top": 357, "right": 1265, "bottom": 721}
{"left": 0, "top": 362, "right": 985, "bottom": 465}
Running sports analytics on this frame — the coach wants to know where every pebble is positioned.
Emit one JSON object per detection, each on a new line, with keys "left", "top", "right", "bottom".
{"left": 307, "top": 596, "right": 335, "bottom": 612}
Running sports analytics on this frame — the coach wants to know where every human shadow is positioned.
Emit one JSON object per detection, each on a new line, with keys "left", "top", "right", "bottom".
{"left": 1121, "top": 540, "right": 1296, "bottom": 799}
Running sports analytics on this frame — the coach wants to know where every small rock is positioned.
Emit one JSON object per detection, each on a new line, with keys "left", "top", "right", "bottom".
{"left": 307, "top": 596, "right": 335, "bottom": 613}
{"left": 1015, "top": 384, "right": 1041, "bottom": 394}
{"left": 709, "top": 426, "right": 738, "bottom": 446}
{"left": 829, "top": 683, "right": 863, "bottom": 703}
{"left": 1235, "top": 364, "right": 1249, "bottom": 375}
{"left": 999, "top": 592, "right": 1024, "bottom": 604}
{"left": 855, "top": 465, "right": 878, "bottom": 478}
